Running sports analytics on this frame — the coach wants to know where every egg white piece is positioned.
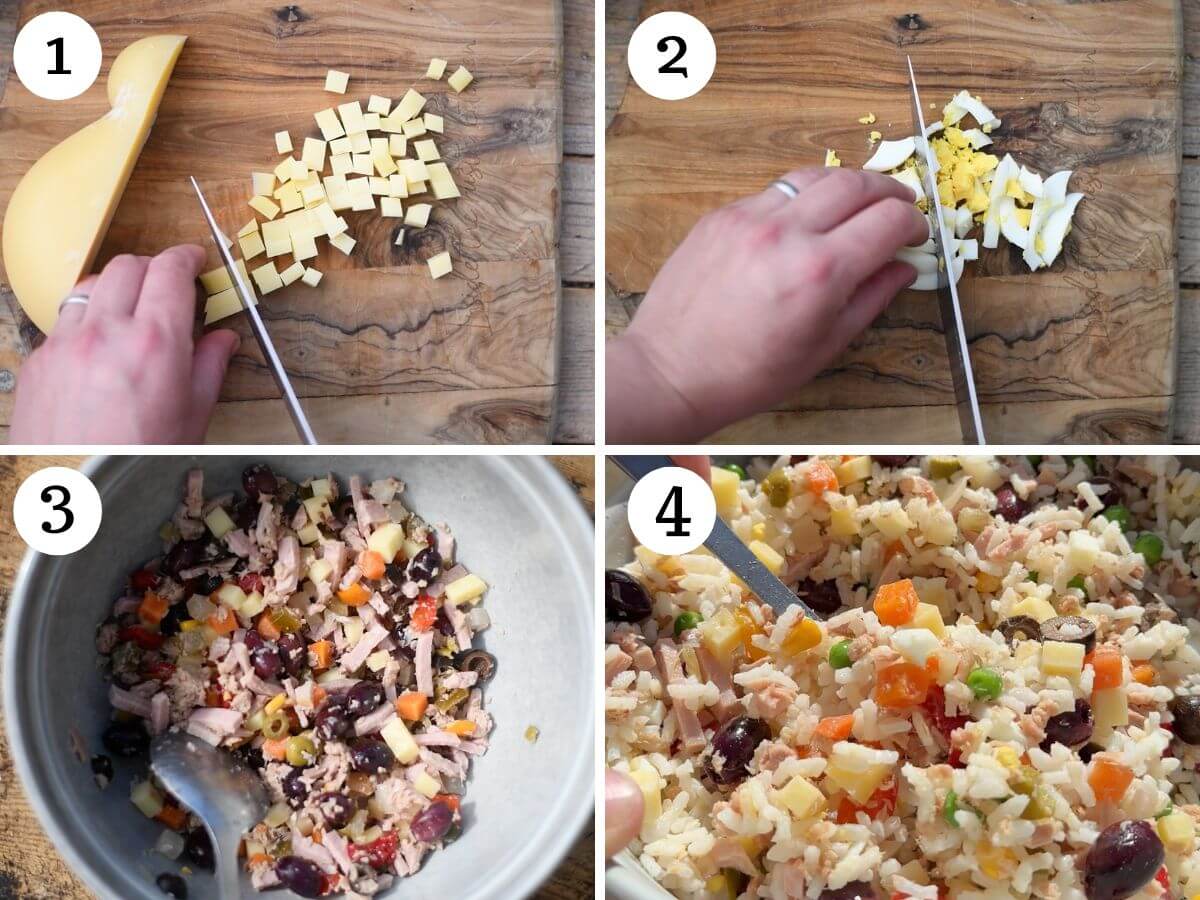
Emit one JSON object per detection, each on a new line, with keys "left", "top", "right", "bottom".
{"left": 982, "top": 154, "right": 1019, "bottom": 249}
{"left": 911, "top": 255, "right": 965, "bottom": 291}
{"left": 896, "top": 246, "right": 940, "bottom": 275}
{"left": 1038, "top": 192, "right": 1084, "bottom": 266}
{"left": 961, "top": 128, "right": 993, "bottom": 149}
{"left": 889, "top": 167, "right": 926, "bottom": 203}
{"left": 924, "top": 121, "right": 945, "bottom": 139}
{"left": 863, "top": 137, "right": 916, "bottom": 172}
{"left": 1018, "top": 167, "right": 1044, "bottom": 199}
{"left": 954, "top": 205, "right": 974, "bottom": 239}
{"left": 947, "top": 90, "right": 1002, "bottom": 131}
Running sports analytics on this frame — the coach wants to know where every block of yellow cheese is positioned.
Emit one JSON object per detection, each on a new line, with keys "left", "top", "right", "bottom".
{"left": 2, "top": 35, "right": 187, "bottom": 334}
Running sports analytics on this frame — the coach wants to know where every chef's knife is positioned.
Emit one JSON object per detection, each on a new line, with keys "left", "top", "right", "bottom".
{"left": 906, "top": 56, "right": 986, "bottom": 445}
{"left": 611, "top": 455, "right": 818, "bottom": 619}
{"left": 189, "top": 177, "right": 318, "bottom": 445}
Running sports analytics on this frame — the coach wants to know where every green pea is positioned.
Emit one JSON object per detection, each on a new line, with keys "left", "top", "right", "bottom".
{"left": 1134, "top": 533, "right": 1164, "bottom": 567}
{"left": 286, "top": 735, "right": 317, "bottom": 768}
{"left": 828, "top": 639, "right": 852, "bottom": 670}
{"left": 943, "top": 789, "right": 960, "bottom": 826}
{"left": 1026, "top": 571, "right": 1039, "bottom": 583}
{"left": 674, "top": 611, "right": 704, "bottom": 636}
{"left": 1067, "top": 574, "right": 1087, "bottom": 593}
{"left": 720, "top": 463, "right": 747, "bottom": 481}
{"left": 1100, "top": 505, "right": 1132, "bottom": 532}
{"left": 967, "top": 667, "right": 1003, "bottom": 700}
{"left": 764, "top": 470, "right": 792, "bottom": 508}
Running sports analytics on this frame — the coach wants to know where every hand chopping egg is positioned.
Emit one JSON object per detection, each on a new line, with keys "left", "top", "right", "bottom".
{"left": 828, "top": 91, "right": 1084, "bottom": 290}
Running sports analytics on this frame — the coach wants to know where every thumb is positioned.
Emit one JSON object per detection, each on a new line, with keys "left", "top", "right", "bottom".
{"left": 187, "top": 329, "right": 240, "bottom": 435}
{"left": 605, "top": 769, "right": 645, "bottom": 856}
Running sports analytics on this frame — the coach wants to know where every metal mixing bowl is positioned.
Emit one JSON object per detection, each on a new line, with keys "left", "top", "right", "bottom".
{"left": 5, "top": 455, "right": 594, "bottom": 900}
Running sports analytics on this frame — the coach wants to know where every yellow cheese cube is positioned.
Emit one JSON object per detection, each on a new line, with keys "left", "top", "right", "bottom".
{"left": 380, "top": 197, "right": 404, "bottom": 218}
{"left": 394, "top": 229, "right": 406, "bottom": 247}
{"left": 337, "top": 100, "right": 366, "bottom": 135}
{"left": 392, "top": 88, "right": 426, "bottom": 122}
{"left": 427, "top": 163, "right": 460, "bottom": 200}
{"left": 323, "top": 69, "right": 349, "bottom": 93}
{"left": 1040, "top": 640, "right": 1085, "bottom": 680}
{"left": 1011, "top": 595, "right": 1057, "bottom": 624}
{"left": 414, "top": 139, "right": 439, "bottom": 162}
{"left": 330, "top": 231, "right": 356, "bottom": 255}
{"left": 301, "top": 137, "right": 327, "bottom": 172}
{"left": 314, "top": 108, "right": 345, "bottom": 141}
{"left": 379, "top": 114, "right": 405, "bottom": 134}
{"left": 387, "top": 174, "right": 409, "bottom": 198}
{"left": 445, "top": 573, "right": 487, "bottom": 605}
{"left": 248, "top": 195, "right": 280, "bottom": 220}
{"left": 348, "top": 131, "right": 371, "bottom": 153}
{"left": 307, "top": 558, "right": 333, "bottom": 585}
{"left": 274, "top": 130, "right": 292, "bottom": 154}
{"left": 300, "top": 182, "right": 326, "bottom": 208}
{"left": 447, "top": 66, "right": 473, "bottom": 93}
{"left": 627, "top": 764, "right": 662, "bottom": 834}
{"left": 1068, "top": 530, "right": 1100, "bottom": 572}
{"left": 776, "top": 776, "right": 826, "bottom": 820}
{"left": 296, "top": 523, "right": 320, "bottom": 545}
{"left": 905, "top": 602, "right": 946, "bottom": 638}
{"left": 404, "top": 203, "right": 432, "bottom": 228}
{"left": 311, "top": 202, "right": 343, "bottom": 237}
{"left": 748, "top": 540, "right": 784, "bottom": 575}
{"left": 403, "top": 118, "right": 427, "bottom": 138}
{"left": 368, "top": 176, "right": 390, "bottom": 196}
{"left": 411, "top": 770, "right": 440, "bottom": 799}
{"left": 236, "top": 219, "right": 259, "bottom": 238}
{"left": 330, "top": 153, "right": 353, "bottom": 177}
{"left": 825, "top": 759, "right": 891, "bottom": 806}
{"left": 250, "top": 261, "right": 283, "bottom": 295}
{"left": 424, "top": 113, "right": 444, "bottom": 134}
{"left": 389, "top": 134, "right": 407, "bottom": 157}
{"left": 400, "top": 158, "right": 429, "bottom": 183}
{"left": 251, "top": 172, "right": 275, "bottom": 196}
{"left": 365, "top": 522, "right": 405, "bottom": 561}
{"left": 427, "top": 251, "right": 452, "bottom": 279}
{"left": 1157, "top": 811, "right": 1195, "bottom": 853}
{"left": 261, "top": 219, "right": 291, "bottom": 258}
{"left": 273, "top": 157, "right": 295, "bottom": 184}
{"left": 351, "top": 153, "right": 374, "bottom": 177}
{"left": 367, "top": 94, "right": 391, "bottom": 114}
{"left": 1092, "top": 687, "right": 1129, "bottom": 738}
{"left": 329, "top": 136, "right": 352, "bottom": 155}
{"left": 279, "top": 261, "right": 305, "bottom": 286}
{"left": 238, "top": 231, "right": 265, "bottom": 261}
{"left": 371, "top": 142, "right": 398, "bottom": 177}
{"left": 698, "top": 608, "right": 742, "bottom": 669}
{"left": 835, "top": 456, "right": 872, "bottom": 486}
{"left": 830, "top": 506, "right": 860, "bottom": 538}
{"left": 380, "top": 717, "right": 419, "bottom": 764}
{"left": 300, "top": 267, "right": 322, "bottom": 288}
{"left": 276, "top": 184, "right": 303, "bottom": 213}
{"left": 199, "top": 259, "right": 249, "bottom": 295}
{"left": 204, "top": 287, "right": 257, "bottom": 325}
{"left": 710, "top": 467, "right": 740, "bottom": 515}
{"left": 426, "top": 58, "right": 447, "bottom": 79}
{"left": 347, "top": 178, "right": 375, "bottom": 211}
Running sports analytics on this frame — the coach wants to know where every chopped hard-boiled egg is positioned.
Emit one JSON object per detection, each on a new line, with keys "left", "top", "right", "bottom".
{"left": 824, "top": 149, "right": 841, "bottom": 168}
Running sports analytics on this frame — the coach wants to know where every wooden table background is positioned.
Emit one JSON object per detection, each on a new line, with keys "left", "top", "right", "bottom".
{"left": 606, "top": 0, "right": 1200, "bottom": 443}
{"left": 0, "top": 0, "right": 594, "bottom": 445}
{"left": 0, "top": 455, "right": 596, "bottom": 897}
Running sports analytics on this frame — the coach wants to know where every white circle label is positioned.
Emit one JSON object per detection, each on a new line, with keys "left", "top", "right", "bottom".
{"left": 13, "top": 12, "right": 102, "bottom": 101}
{"left": 627, "top": 11, "right": 716, "bottom": 101}
{"left": 13, "top": 466, "right": 102, "bottom": 556}
{"left": 627, "top": 465, "right": 716, "bottom": 556}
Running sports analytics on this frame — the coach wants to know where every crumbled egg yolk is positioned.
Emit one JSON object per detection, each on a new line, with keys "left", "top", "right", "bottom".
{"left": 824, "top": 149, "right": 841, "bottom": 168}
{"left": 858, "top": 112, "right": 876, "bottom": 125}
{"left": 868, "top": 130, "right": 882, "bottom": 144}
{"left": 929, "top": 128, "right": 1000, "bottom": 218}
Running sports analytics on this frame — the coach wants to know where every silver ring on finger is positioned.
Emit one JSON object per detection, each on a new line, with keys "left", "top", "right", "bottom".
{"left": 769, "top": 178, "right": 800, "bottom": 200}
{"left": 58, "top": 294, "right": 90, "bottom": 313}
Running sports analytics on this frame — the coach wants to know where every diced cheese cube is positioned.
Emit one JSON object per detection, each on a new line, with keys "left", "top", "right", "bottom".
{"left": 379, "top": 114, "right": 404, "bottom": 134}
{"left": 324, "top": 69, "right": 349, "bottom": 93}
{"left": 300, "top": 267, "right": 323, "bottom": 287}
{"left": 276, "top": 183, "right": 303, "bottom": 213}
{"left": 329, "top": 136, "right": 352, "bottom": 155}
{"left": 829, "top": 505, "right": 859, "bottom": 538}
{"left": 389, "top": 134, "right": 407, "bottom": 157}
{"left": 430, "top": 174, "right": 460, "bottom": 200}
{"left": 308, "top": 559, "right": 333, "bottom": 584}
{"left": 131, "top": 780, "right": 165, "bottom": 819}
{"left": 279, "top": 261, "right": 305, "bottom": 286}
{"left": 261, "top": 219, "right": 292, "bottom": 258}
{"left": 402, "top": 118, "right": 427, "bottom": 138}
{"left": 312, "top": 202, "right": 344, "bottom": 237}
{"left": 381, "top": 196, "right": 404, "bottom": 218}
{"left": 236, "top": 219, "right": 259, "bottom": 238}
{"left": 300, "top": 182, "right": 326, "bottom": 208}
{"left": 394, "top": 228, "right": 406, "bottom": 246}
{"left": 445, "top": 573, "right": 487, "bottom": 606}
{"left": 274, "top": 130, "right": 293, "bottom": 153}
{"left": 301, "top": 137, "right": 327, "bottom": 172}
{"left": 248, "top": 195, "right": 280, "bottom": 220}
{"left": 749, "top": 539, "right": 784, "bottom": 575}
{"left": 348, "top": 131, "right": 371, "bottom": 153}
{"left": 404, "top": 203, "right": 431, "bottom": 228}
{"left": 330, "top": 152, "right": 353, "bottom": 176}
{"left": 1068, "top": 530, "right": 1100, "bottom": 572}
{"left": 367, "top": 94, "right": 392, "bottom": 114}
{"left": 204, "top": 286, "right": 257, "bottom": 325}
{"left": 627, "top": 762, "right": 661, "bottom": 833}
{"left": 388, "top": 173, "right": 409, "bottom": 198}
{"left": 368, "top": 176, "right": 389, "bottom": 195}
{"left": 347, "top": 177, "right": 375, "bottom": 211}
{"left": 251, "top": 172, "right": 275, "bottom": 196}
{"left": 824, "top": 756, "right": 891, "bottom": 806}
{"left": 1092, "top": 687, "right": 1129, "bottom": 739}
{"left": 251, "top": 261, "right": 284, "bottom": 294}
{"left": 424, "top": 113, "right": 443, "bottom": 133}
{"left": 392, "top": 88, "right": 426, "bottom": 122}
{"left": 351, "top": 153, "right": 374, "bottom": 176}
{"left": 892, "top": 628, "right": 940, "bottom": 667}
{"left": 835, "top": 456, "right": 873, "bottom": 486}
{"left": 330, "top": 231, "right": 356, "bottom": 255}
{"left": 273, "top": 156, "right": 295, "bottom": 184}
{"left": 199, "top": 259, "right": 249, "bottom": 295}
{"left": 426, "top": 58, "right": 447, "bottom": 79}
{"left": 323, "top": 175, "right": 353, "bottom": 212}
{"left": 1041, "top": 640, "right": 1085, "bottom": 680}
{"left": 363, "top": 112, "right": 382, "bottom": 131}
{"left": 776, "top": 775, "right": 826, "bottom": 820}
{"left": 371, "top": 145, "right": 398, "bottom": 176}
{"left": 291, "top": 233, "right": 316, "bottom": 262}
{"left": 411, "top": 769, "right": 440, "bottom": 799}
{"left": 310, "top": 478, "right": 333, "bottom": 498}
{"left": 1011, "top": 595, "right": 1057, "bottom": 624}
{"left": 366, "top": 522, "right": 405, "bottom": 561}
{"left": 238, "top": 231, "right": 266, "bottom": 261}
{"left": 314, "top": 107, "right": 346, "bottom": 141}
{"left": 905, "top": 602, "right": 947, "bottom": 638}
{"left": 414, "top": 139, "right": 439, "bottom": 162}
{"left": 1157, "top": 811, "right": 1195, "bottom": 853}
{"left": 337, "top": 100, "right": 367, "bottom": 135}
{"left": 366, "top": 649, "right": 391, "bottom": 672}
{"left": 380, "top": 717, "right": 419, "bottom": 764}
{"left": 447, "top": 66, "right": 473, "bottom": 93}
{"left": 296, "top": 523, "right": 320, "bottom": 545}
{"left": 427, "top": 250, "right": 452, "bottom": 279}
{"left": 303, "top": 495, "right": 330, "bottom": 524}
{"left": 710, "top": 466, "right": 740, "bottom": 514}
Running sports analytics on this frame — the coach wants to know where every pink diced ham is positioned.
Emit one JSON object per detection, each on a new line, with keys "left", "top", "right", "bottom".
{"left": 340, "top": 624, "right": 389, "bottom": 673}
{"left": 184, "top": 469, "right": 204, "bottom": 518}
{"left": 353, "top": 704, "right": 396, "bottom": 736}
{"left": 416, "top": 632, "right": 434, "bottom": 697}
{"left": 149, "top": 693, "right": 170, "bottom": 735}
{"left": 186, "top": 707, "right": 244, "bottom": 746}
{"left": 443, "top": 599, "right": 472, "bottom": 652}
{"left": 273, "top": 536, "right": 300, "bottom": 598}
{"left": 655, "top": 638, "right": 707, "bottom": 755}
{"left": 109, "top": 684, "right": 152, "bottom": 719}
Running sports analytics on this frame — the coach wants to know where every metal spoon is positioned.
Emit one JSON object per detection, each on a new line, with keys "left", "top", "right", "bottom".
{"left": 151, "top": 732, "right": 271, "bottom": 900}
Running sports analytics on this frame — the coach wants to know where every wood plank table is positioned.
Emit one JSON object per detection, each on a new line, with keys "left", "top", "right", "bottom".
{"left": 0, "top": 0, "right": 594, "bottom": 445}
{"left": 0, "top": 454, "right": 595, "bottom": 897}
{"left": 607, "top": 0, "right": 1185, "bottom": 443}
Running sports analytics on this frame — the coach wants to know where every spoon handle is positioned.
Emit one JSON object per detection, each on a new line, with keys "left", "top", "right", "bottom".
{"left": 215, "top": 833, "right": 244, "bottom": 900}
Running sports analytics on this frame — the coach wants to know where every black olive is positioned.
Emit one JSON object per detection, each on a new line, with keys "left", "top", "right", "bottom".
{"left": 872, "top": 456, "right": 912, "bottom": 467}
{"left": 1040, "top": 616, "right": 1097, "bottom": 654}
{"left": 456, "top": 649, "right": 497, "bottom": 680}
{"left": 793, "top": 578, "right": 842, "bottom": 616}
{"left": 605, "top": 569, "right": 653, "bottom": 623}
{"left": 102, "top": 721, "right": 150, "bottom": 757}
{"left": 242, "top": 464, "right": 278, "bottom": 499}
{"left": 277, "top": 633, "right": 307, "bottom": 678}
{"left": 90, "top": 754, "right": 114, "bottom": 786}
{"left": 408, "top": 546, "right": 441, "bottom": 584}
{"left": 1083, "top": 819, "right": 1164, "bottom": 900}
{"left": 281, "top": 767, "right": 309, "bottom": 809}
{"left": 195, "top": 573, "right": 224, "bottom": 596}
{"left": 316, "top": 792, "right": 357, "bottom": 829}
{"left": 231, "top": 498, "right": 258, "bottom": 531}
{"left": 1169, "top": 695, "right": 1200, "bottom": 745}
{"left": 817, "top": 883, "right": 877, "bottom": 900}
{"left": 998, "top": 616, "right": 1042, "bottom": 646}
{"left": 706, "top": 716, "right": 770, "bottom": 785}
{"left": 994, "top": 485, "right": 1030, "bottom": 523}
{"left": 275, "top": 856, "right": 323, "bottom": 898}
{"left": 155, "top": 873, "right": 187, "bottom": 898}
{"left": 1040, "top": 698, "right": 1093, "bottom": 751}
{"left": 346, "top": 682, "right": 385, "bottom": 717}
{"left": 162, "top": 539, "right": 217, "bottom": 577}
{"left": 183, "top": 828, "right": 214, "bottom": 871}
{"left": 232, "top": 742, "right": 264, "bottom": 770}
{"left": 157, "top": 601, "right": 190, "bottom": 638}
{"left": 1078, "top": 742, "right": 1104, "bottom": 764}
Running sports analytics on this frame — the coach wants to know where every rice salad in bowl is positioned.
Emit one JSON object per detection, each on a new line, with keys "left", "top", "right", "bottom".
{"left": 605, "top": 455, "right": 1200, "bottom": 900}
{"left": 96, "top": 464, "right": 493, "bottom": 898}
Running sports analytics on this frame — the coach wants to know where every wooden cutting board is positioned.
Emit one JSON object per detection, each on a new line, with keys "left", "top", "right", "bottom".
{"left": 0, "top": 0, "right": 563, "bottom": 444}
{"left": 607, "top": 0, "right": 1182, "bottom": 443}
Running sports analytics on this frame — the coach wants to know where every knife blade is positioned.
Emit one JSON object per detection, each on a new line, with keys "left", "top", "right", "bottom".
{"left": 189, "top": 177, "right": 317, "bottom": 445}
{"left": 610, "top": 455, "right": 818, "bottom": 619}
{"left": 905, "top": 56, "right": 986, "bottom": 445}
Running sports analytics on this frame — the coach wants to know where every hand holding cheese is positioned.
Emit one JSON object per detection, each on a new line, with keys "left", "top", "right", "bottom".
{"left": 10, "top": 245, "right": 240, "bottom": 444}
{"left": 606, "top": 167, "right": 927, "bottom": 443}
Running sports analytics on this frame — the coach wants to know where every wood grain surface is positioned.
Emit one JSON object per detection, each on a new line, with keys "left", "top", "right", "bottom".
{"left": 0, "top": 453, "right": 596, "bottom": 898}
{"left": 606, "top": 0, "right": 1183, "bottom": 443}
{"left": 0, "top": 0, "right": 577, "bottom": 444}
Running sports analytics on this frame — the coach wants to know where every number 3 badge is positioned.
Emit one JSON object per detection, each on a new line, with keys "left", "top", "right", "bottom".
{"left": 13, "top": 466, "right": 102, "bottom": 555}
{"left": 627, "top": 11, "right": 717, "bottom": 101}
{"left": 626, "top": 465, "right": 716, "bottom": 555}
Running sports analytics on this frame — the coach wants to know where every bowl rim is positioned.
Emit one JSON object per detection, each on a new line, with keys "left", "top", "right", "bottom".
{"left": 4, "top": 454, "right": 595, "bottom": 900}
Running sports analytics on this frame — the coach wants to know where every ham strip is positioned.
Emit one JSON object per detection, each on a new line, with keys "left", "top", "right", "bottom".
{"left": 341, "top": 624, "right": 389, "bottom": 673}
{"left": 350, "top": 476, "right": 390, "bottom": 534}
{"left": 354, "top": 703, "right": 396, "bottom": 736}
{"left": 696, "top": 646, "right": 742, "bottom": 724}
{"left": 416, "top": 632, "right": 434, "bottom": 697}
{"left": 414, "top": 730, "right": 461, "bottom": 748}
{"left": 273, "top": 536, "right": 300, "bottom": 599}
{"left": 443, "top": 599, "right": 472, "bottom": 652}
{"left": 109, "top": 685, "right": 153, "bottom": 719}
{"left": 655, "top": 638, "right": 707, "bottom": 755}
{"left": 150, "top": 693, "right": 171, "bottom": 735}
{"left": 184, "top": 469, "right": 204, "bottom": 518}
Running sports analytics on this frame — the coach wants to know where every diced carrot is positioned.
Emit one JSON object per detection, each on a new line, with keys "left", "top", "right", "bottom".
{"left": 262, "top": 738, "right": 289, "bottom": 761}
{"left": 359, "top": 550, "right": 386, "bottom": 581}
{"left": 308, "top": 640, "right": 333, "bottom": 671}
{"left": 205, "top": 688, "right": 226, "bottom": 708}
{"left": 814, "top": 714, "right": 855, "bottom": 742}
{"left": 874, "top": 661, "right": 931, "bottom": 709}
{"left": 445, "top": 720, "right": 477, "bottom": 737}
{"left": 873, "top": 579, "right": 920, "bottom": 626}
{"left": 434, "top": 793, "right": 461, "bottom": 813}
{"left": 248, "top": 854, "right": 271, "bottom": 867}
{"left": 138, "top": 592, "right": 170, "bottom": 627}
{"left": 807, "top": 460, "right": 839, "bottom": 496}
{"left": 1089, "top": 756, "right": 1134, "bottom": 803}
{"left": 1131, "top": 664, "right": 1156, "bottom": 686}
{"left": 256, "top": 612, "right": 281, "bottom": 641}
{"left": 882, "top": 540, "right": 904, "bottom": 565}
{"left": 311, "top": 828, "right": 324, "bottom": 844}
{"left": 338, "top": 582, "right": 371, "bottom": 607}
{"left": 395, "top": 691, "right": 428, "bottom": 722}
{"left": 312, "top": 686, "right": 327, "bottom": 707}
{"left": 156, "top": 804, "right": 187, "bottom": 831}
{"left": 207, "top": 605, "right": 237, "bottom": 636}
{"left": 1090, "top": 646, "right": 1124, "bottom": 691}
